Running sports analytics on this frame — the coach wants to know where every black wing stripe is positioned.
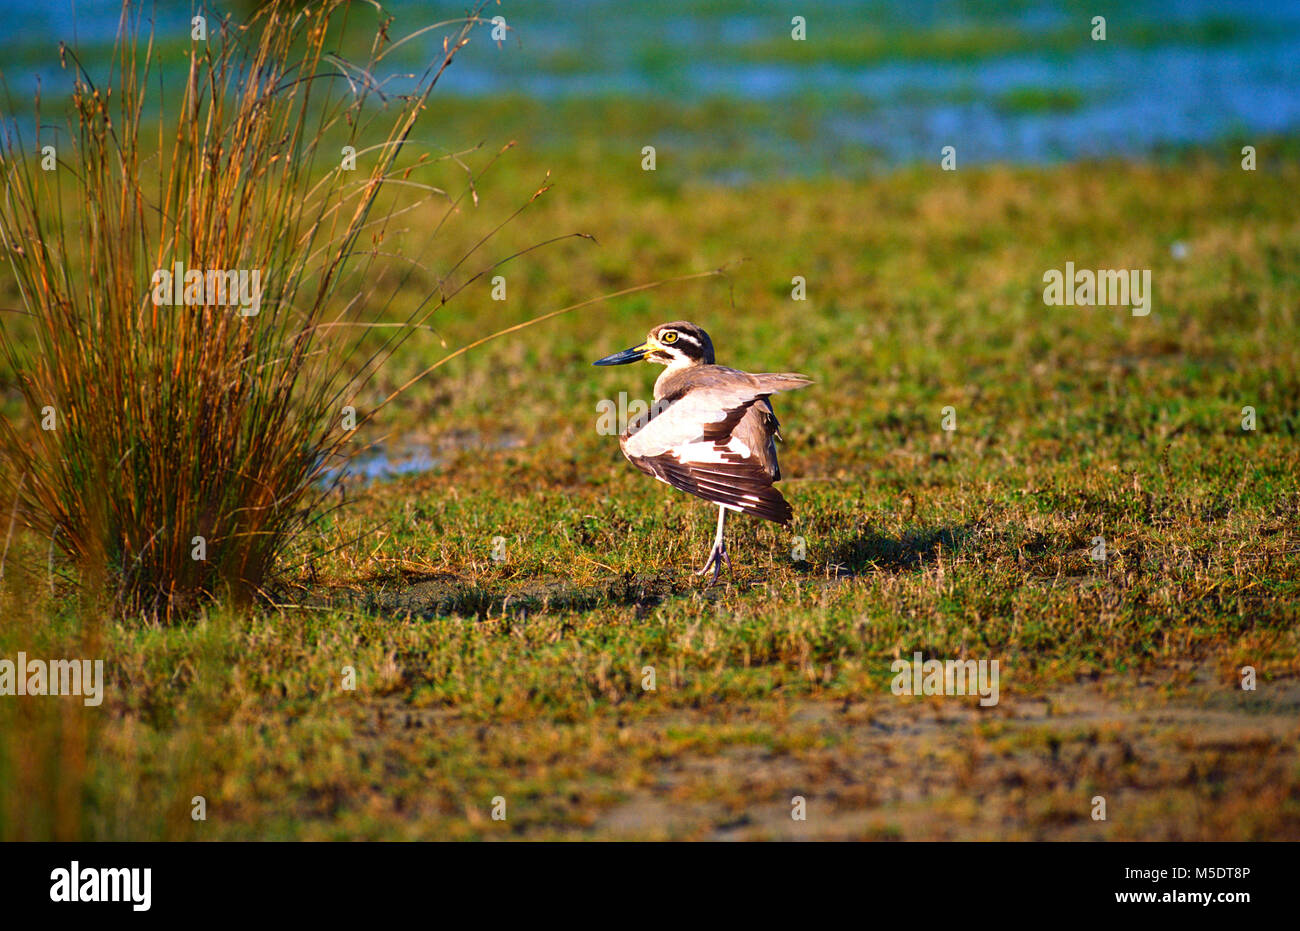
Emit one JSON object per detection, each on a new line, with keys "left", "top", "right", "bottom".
{"left": 643, "top": 454, "right": 793, "bottom": 525}
{"left": 697, "top": 397, "right": 764, "bottom": 444}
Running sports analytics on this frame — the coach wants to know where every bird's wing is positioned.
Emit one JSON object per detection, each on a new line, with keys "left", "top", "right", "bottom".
{"left": 620, "top": 370, "right": 810, "bottom": 524}
{"left": 735, "top": 402, "right": 782, "bottom": 481}
{"left": 622, "top": 371, "right": 809, "bottom": 459}
{"left": 634, "top": 446, "right": 794, "bottom": 523}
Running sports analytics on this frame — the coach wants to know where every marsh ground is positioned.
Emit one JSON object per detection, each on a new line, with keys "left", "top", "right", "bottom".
{"left": 1, "top": 123, "right": 1298, "bottom": 839}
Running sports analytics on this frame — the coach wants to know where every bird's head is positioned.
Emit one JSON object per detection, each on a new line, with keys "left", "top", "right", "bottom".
{"left": 592, "top": 321, "right": 715, "bottom": 369}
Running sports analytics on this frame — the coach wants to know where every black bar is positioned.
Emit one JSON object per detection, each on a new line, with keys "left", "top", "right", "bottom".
{"left": 0, "top": 841, "right": 1285, "bottom": 919}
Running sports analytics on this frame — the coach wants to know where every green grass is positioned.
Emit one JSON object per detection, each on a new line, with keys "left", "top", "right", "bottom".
{"left": 1, "top": 141, "right": 1298, "bottom": 839}
{"left": 728, "top": 17, "right": 1257, "bottom": 68}
{"left": 996, "top": 86, "right": 1085, "bottom": 114}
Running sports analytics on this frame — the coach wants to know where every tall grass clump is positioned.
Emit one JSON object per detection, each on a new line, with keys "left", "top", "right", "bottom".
{"left": 0, "top": 1, "right": 501, "bottom": 620}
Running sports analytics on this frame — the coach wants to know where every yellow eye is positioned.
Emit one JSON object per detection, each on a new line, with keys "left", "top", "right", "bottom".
{"left": 661, "top": 331, "right": 677, "bottom": 344}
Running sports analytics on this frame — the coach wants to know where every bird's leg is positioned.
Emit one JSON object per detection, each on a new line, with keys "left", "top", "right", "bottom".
{"left": 696, "top": 505, "right": 730, "bottom": 583}
{"left": 718, "top": 505, "right": 732, "bottom": 574}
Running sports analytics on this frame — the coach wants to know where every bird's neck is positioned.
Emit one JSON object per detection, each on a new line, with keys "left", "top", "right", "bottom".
{"left": 653, "top": 358, "right": 704, "bottom": 400}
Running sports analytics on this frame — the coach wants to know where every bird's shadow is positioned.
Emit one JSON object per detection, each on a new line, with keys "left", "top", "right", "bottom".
{"left": 294, "top": 524, "right": 982, "bottom": 621}
{"left": 818, "top": 523, "right": 976, "bottom": 576}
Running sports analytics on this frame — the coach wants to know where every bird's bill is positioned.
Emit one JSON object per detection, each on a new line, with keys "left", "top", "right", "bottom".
{"left": 592, "top": 340, "right": 654, "bottom": 366}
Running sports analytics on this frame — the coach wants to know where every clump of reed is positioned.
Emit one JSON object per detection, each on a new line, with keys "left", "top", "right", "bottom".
{"left": 0, "top": 0, "right": 498, "bottom": 620}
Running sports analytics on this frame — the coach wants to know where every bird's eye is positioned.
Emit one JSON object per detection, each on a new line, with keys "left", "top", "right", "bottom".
{"left": 661, "top": 331, "right": 677, "bottom": 344}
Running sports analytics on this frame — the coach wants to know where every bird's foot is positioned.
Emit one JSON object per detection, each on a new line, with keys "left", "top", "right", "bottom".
{"left": 695, "top": 543, "right": 731, "bottom": 585}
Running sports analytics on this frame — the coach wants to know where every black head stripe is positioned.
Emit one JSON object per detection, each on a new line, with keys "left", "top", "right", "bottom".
{"left": 653, "top": 322, "right": 715, "bottom": 364}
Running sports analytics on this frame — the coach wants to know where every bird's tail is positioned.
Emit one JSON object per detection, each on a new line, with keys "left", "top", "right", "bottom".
{"left": 753, "top": 373, "right": 813, "bottom": 394}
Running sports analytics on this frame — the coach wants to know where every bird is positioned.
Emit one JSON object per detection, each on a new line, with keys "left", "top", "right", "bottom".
{"left": 593, "top": 321, "right": 811, "bottom": 582}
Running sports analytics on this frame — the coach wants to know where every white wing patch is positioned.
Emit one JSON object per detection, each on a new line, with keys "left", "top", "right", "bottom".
{"left": 622, "top": 392, "right": 747, "bottom": 459}
{"left": 672, "top": 436, "right": 751, "bottom": 463}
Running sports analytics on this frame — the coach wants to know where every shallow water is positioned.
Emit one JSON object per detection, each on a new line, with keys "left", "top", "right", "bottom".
{"left": 330, "top": 444, "right": 444, "bottom": 484}
{"left": 5, "top": 0, "right": 1299, "bottom": 170}
{"left": 324, "top": 432, "right": 526, "bottom": 485}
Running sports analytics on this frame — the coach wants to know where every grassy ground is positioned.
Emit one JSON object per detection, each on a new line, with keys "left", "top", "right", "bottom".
{"left": 2, "top": 138, "right": 1298, "bottom": 839}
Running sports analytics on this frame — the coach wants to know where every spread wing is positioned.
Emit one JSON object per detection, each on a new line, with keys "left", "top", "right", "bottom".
{"left": 619, "top": 372, "right": 810, "bottom": 524}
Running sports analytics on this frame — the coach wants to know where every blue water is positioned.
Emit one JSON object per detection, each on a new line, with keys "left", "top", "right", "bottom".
{"left": 326, "top": 444, "right": 443, "bottom": 484}
{"left": 3, "top": 0, "right": 1299, "bottom": 169}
